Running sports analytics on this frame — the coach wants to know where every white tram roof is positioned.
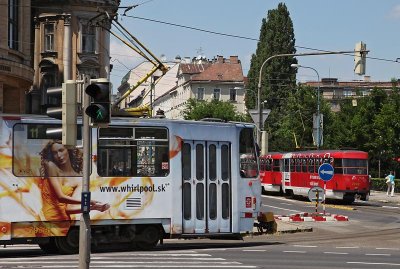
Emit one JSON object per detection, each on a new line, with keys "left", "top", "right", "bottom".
{"left": 0, "top": 114, "right": 255, "bottom": 129}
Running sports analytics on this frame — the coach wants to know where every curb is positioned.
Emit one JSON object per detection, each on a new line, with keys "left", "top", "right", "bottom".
{"left": 275, "top": 212, "right": 349, "bottom": 222}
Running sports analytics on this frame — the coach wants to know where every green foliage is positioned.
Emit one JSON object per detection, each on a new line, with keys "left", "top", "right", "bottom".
{"left": 370, "top": 178, "right": 399, "bottom": 193}
{"left": 182, "top": 99, "right": 248, "bottom": 122}
{"left": 246, "top": 3, "right": 297, "bottom": 151}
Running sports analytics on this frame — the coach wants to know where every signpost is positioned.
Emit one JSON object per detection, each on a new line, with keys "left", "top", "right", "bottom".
{"left": 318, "top": 163, "right": 334, "bottom": 215}
{"left": 308, "top": 186, "right": 325, "bottom": 213}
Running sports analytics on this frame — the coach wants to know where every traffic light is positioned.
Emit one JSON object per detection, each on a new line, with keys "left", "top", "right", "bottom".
{"left": 354, "top": 42, "right": 367, "bottom": 75}
{"left": 46, "top": 80, "right": 77, "bottom": 147}
{"left": 85, "top": 79, "right": 111, "bottom": 126}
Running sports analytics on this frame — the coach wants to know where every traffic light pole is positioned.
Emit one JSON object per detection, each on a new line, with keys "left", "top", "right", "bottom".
{"left": 79, "top": 76, "right": 91, "bottom": 269}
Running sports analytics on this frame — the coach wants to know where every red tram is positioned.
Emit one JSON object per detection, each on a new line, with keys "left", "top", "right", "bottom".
{"left": 260, "top": 150, "right": 370, "bottom": 203}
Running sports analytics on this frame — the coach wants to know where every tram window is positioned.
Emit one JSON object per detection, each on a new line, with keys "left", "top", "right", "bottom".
{"left": 209, "top": 183, "right": 217, "bottom": 220}
{"left": 315, "top": 158, "right": 320, "bottom": 169}
{"left": 221, "top": 144, "right": 230, "bottom": 181}
{"left": 302, "top": 159, "right": 307, "bottom": 172}
{"left": 295, "top": 159, "right": 301, "bottom": 172}
{"left": 196, "top": 183, "right": 204, "bottom": 220}
{"left": 239, "top": 128, "right": 258, "bottom": 178}
{"left": 182, "top": 143, "right": 191, "bottom": 181}
{"left": 273, "top": 159, "right": 280, "bottom": 171}
{"left": 97, "top": 127, "right": 169, "bottom": 177}
{"left": 259, "top": 158, "right": 265, "bottom": 171}
{"left": 333, "top": 158, "right": 343, "bottom": 174}
{"left": 209, "top": 144, "right": 216, "bottom": 181}
{"left": 196, "top": 144, "right": 204, "bottom": 180}
{"left": 183, "top": 183, "right": 191, "bottom": 220}
{"left": 290, "top": 159, "right": 295, "bottom": 172}
{"left": 284, "top": 159, "right": 290, "bottom": 172}
{"left": 308, "top": 159, "right": 315, "bottom": 173}
{"left": 13, "top": 123, "right": 83, "bottom": 177}
{"left": 222, "top": 183, "right": 230, "bottom": 219}
{"left": 342, "top": 159, "right": 368, "bottom": 175}
{"left": 265, "top": 159, "right": 279, "bottom": 171}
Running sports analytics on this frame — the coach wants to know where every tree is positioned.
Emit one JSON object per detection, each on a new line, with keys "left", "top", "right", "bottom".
{"left": 278, "top": 84, "right": 333, "bottom": 151}
{"left": 182, "top": 99, "right": 247, "bottom": 122}
{"left": 246, "top": 3, "right": 297, "bottom": 151}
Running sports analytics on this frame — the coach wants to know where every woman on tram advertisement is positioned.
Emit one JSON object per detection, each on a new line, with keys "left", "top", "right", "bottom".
{"left": 39, "top": 140, "right": 109, "bottom": 222}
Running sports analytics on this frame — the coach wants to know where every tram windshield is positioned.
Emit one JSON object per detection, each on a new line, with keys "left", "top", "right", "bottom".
{"left": 239, "top": 128, "right": 258, "bottom": 178}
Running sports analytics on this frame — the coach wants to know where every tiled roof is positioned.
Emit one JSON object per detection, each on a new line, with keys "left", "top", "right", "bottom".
{"left": 179, "top": 58, "right": 243, "bottom": 82}
{"left": 180, "top": 63, "right": 211, "bottom": 75}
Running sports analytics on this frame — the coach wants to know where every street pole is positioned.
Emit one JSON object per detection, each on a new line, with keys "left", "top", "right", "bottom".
{"left": 79, "top": 75, "right": 91, "bottom": 269}
{"left": 257, "top": 50, "right": 358, "bottom": 147}
{"left": 291, "top": 64, "right": 321, "bottom": 149}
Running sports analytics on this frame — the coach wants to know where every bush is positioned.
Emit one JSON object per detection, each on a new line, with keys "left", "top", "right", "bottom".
{"left": 370, "top": 178, "right": 399, "bottom": 193}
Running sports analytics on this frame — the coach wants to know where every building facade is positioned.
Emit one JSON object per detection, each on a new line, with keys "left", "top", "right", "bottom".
{"left": 153, "top": 56, "right": 246, "bottom": 119}
{"left": 0, "top": 0, "right": 34, "bottom": 113}
{"left": 28, "top": 0, "right": 119, "bottom": 114}
{"left": 302, "top": 77, "right": 396, "bottom": 112}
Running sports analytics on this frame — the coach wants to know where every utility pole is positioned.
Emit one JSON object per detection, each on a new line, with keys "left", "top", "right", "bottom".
{"left": 79, "top": 75, "right": 91, "bottom": 269}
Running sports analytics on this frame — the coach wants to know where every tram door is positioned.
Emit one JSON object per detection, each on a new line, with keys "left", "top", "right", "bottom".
{"left": 182, "top": 141, "right": 231, "bottom": 234}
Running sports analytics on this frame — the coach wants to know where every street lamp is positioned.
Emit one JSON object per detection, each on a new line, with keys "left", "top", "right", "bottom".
{"left": 291, "top": 64, "right": 321, "bottom": 149}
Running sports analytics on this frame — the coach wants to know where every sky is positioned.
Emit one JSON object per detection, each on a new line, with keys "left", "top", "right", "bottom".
{"left": 109, "top": 0, "right": 400, "bottom": 91}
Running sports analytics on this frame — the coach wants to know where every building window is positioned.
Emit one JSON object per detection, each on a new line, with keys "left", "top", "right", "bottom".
{"left": 343, "top": 89, "right": 353, "bottom": 97}
{"left": 197, "top": 88, "right": 204, "bottom": 100}
{"left": 8, "top": 0, "right": 18, "bottom": 50}
{"left": 44, "top": 24, "right": 55, "bottom": 51}
{"left": 82, "top": 24, "right": 95, "bottom": 53}
{"left": 229, "top": 88, "right": 236, "bottom": 101}
{"left": 213, "top": 89, "right": 220, "bottom": 101}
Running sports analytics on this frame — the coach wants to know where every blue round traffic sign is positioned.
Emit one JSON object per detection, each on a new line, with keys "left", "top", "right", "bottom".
{"left": 318, "top": 163, "right": 334, "bottom": 181}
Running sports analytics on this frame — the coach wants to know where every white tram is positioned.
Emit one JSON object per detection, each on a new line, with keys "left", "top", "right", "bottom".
{"left": 0, "top": 115, "right": 260, "bottom": 253}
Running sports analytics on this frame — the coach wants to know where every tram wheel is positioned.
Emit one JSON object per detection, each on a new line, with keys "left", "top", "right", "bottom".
{"left": 343, "top": 194, "right": 355, "bottom": 204}
{"left": 136, "top": 226, "right": 160, "bottom": 250}
{"left": 55, "top": 228, "right": 79, "bottom": 254}
{"left": 38, "top": 238, "right": 58, "bottom": 254}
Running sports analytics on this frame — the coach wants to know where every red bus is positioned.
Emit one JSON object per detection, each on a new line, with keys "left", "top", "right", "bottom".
{"left": 260, "top": 150, "right": 370, "bottom": 203}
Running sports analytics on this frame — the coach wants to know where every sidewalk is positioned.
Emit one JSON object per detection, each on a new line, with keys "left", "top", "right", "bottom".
{"left": 366, "top": 190, "right": 400, "bottom": 204}
{"left": 276, "top": 219, "right": 313, "bottom": 234}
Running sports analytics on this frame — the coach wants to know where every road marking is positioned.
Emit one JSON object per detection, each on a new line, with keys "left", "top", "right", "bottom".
{"left": 36, "top": 264, "right": 257, "bottom": 269}
{"left": 283, "top": 251, "right": 307, "bottom": 253}
{"left": 242, "top": 249, "right": 266, "bottom": 252}
{"left": 376, "top": 247, "right": 399, "bottom": 251}
{"left": 347, "top": 262, "right": 400, "bottom": 266}
{"left": 198, "top": 248, "right": 227, "bottom": 251}
{"left": 335, "top": 246, "right": 359, "bottom": 249}
{"left": 262, "top": 195, "right": 297, "bottom": 202}
{"left": 323, "top": 252, "right": 348, "bottom": 255}
{"left": 91, "top": 257, "right": 226, "bottom": 260}
{"left": 382, "top": 206, "right": 399, "bottom": 209}
{"left": 280, "top": 202, "right": 293, "bottom": 206}
{"left": 365, "top": 253, "right": 391, "bottom": 256}
{"left": 261, "top": 204, "right": 300, "bottom": 212}
{"left": 292, "top": 245, "right": 317, "bottom": 248}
